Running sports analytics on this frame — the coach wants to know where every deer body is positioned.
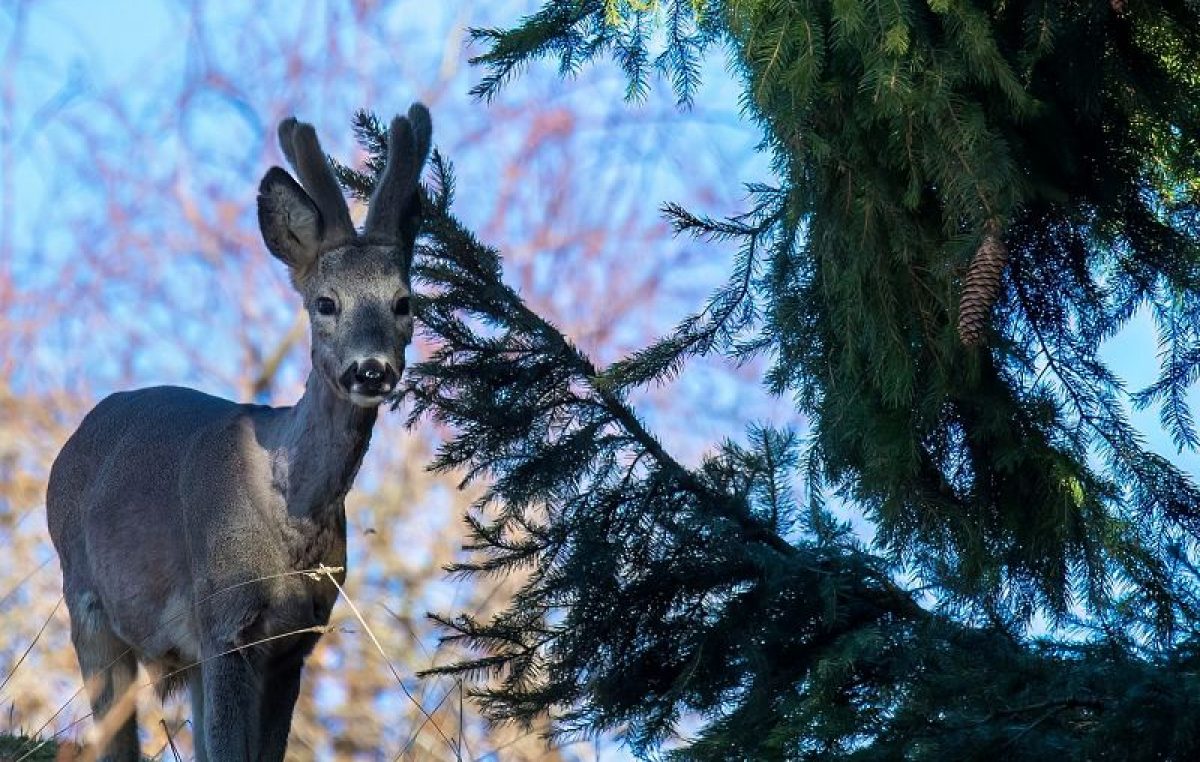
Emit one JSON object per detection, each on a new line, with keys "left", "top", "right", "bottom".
{"left": 46, "top": 106, "right": 431, "bottom": 761}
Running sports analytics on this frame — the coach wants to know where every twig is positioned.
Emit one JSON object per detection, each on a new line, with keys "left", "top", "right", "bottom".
{"left": 315, "top": 565, "right": 458, "bottom": 757}
{"left": 160, "top": 718, "right": 183, "bottom": 762}
{"left": 0, "top": 596, "right": 63, "bottom": 696}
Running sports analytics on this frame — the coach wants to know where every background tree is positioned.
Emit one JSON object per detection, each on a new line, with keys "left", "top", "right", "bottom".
{"left": 0, "top": 1, "right": 765, "bottom": 758}
{"left": 375, "top": 0, "right": 1200, "bottom": 758}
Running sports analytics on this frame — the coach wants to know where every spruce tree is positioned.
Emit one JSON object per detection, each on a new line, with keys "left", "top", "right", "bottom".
{"left": 336, "top": 0, "right": 1200, "bottom": 756}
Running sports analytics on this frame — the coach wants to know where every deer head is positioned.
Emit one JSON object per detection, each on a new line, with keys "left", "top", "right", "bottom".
{"left": 257, "top": 104, "right": 431, "bottom": 407}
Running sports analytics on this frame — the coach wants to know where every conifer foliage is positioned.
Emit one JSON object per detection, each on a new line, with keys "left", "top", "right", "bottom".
{"left": 338, "top": 0, "right": 1200, "bottom": 755}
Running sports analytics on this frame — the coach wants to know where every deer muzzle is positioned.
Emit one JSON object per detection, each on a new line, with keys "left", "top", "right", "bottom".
{"left": 340, "top": 357, "right": 399, "bottom": 402}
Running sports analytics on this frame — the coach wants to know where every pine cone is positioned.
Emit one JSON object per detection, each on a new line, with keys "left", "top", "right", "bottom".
{"left": 957, "top": 221, "right": 1008, "bottom": 347}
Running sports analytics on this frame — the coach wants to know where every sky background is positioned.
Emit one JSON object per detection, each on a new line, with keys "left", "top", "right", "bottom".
{"left": 2, "top": 2, "right": 781, "bottom": 757}
{"left": 4, "top": 0, "right": 792, "bottom": 438}
{"left": 1, "top": 1, "right": 1196, "bottom": 759}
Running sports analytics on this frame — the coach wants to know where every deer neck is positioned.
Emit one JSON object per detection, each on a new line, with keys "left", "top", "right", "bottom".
{"left": 276, "top": 367, "right": 377, "bottom": 521}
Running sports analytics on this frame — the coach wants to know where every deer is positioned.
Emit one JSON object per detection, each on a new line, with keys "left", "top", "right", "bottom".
{"left": 45, "top": 104, "right": 431, "bottom": 761}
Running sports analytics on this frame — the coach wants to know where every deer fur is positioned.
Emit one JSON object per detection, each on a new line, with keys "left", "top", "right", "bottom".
{"left": 46, "top": 104, "right": 431, "bottom": 762}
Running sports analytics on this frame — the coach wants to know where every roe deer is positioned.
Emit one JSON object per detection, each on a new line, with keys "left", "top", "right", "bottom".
{"left": 46, "top": 104, "right": 431, "bottom": 761}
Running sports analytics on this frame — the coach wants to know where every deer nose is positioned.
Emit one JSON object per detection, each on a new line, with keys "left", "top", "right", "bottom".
{"left": 342, "top": 358, "right": 399, "bottom": 397}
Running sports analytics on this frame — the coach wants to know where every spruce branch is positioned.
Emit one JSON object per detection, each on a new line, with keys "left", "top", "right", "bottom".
{"left": 602, "top": 197, "right": 780, "bottom": 390}
{"left": 450, "top": 0, "right": 1200, "bottom": 639}
{"left": 336, "top": 0, "right": 1200, "bottom": 746}
{"left": 414, "top": 157, "right": 800, "bottom": 559}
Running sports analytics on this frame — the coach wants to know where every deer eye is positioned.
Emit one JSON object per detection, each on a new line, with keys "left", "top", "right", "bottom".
{"left": 315, "top": 297, "right": 338, "bottom": 316}
{"left": 393, "top": 297, "right": 411, "bottom": 317}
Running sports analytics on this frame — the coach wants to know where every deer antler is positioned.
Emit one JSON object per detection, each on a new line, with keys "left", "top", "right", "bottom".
{"left": 364, "top": 103, "right": 432, "bottom": 239}
{"left": 277, "top": 117, "right": 356, "bottom": 245}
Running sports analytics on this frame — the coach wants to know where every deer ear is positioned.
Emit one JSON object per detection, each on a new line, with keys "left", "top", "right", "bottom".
{"left": 257, "top": 166, "right": 323, "bottom": 275}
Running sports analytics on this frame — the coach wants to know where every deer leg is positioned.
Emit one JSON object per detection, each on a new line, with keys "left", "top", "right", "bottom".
{"left": 202, "top": 651, "right": 262, "bottom": 760}
{"left": 257, "top": 652, "right": 305, "bottom": 762}
{"left": 68, "top": 592, "right": 140, "bottom": 762}
{"left": 188, "top": 669, "right": 208, "bottom": 762}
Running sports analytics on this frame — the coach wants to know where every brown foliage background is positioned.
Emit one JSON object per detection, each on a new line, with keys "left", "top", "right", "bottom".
{"left": 0, "top": 1, "right": 772, "bottom": 758}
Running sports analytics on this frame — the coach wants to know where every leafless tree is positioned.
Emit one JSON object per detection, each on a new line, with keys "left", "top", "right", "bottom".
{"left": 0, "top": 1, "right": 768, "bottom": 758}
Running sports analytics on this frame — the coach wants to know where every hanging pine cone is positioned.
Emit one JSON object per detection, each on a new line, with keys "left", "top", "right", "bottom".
{"left": 957, "top": 220, "right": 1008, "bottom": 347}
